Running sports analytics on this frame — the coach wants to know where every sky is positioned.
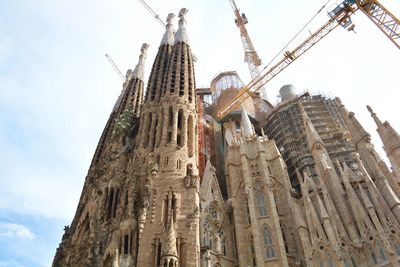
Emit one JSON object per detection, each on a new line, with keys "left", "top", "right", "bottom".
{"left": 0, "top": 0, "right": 399, "bottom": 266}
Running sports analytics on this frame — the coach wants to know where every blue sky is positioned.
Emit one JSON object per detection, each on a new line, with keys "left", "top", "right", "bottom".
{"left": 0, "top": 0, "right": 399, "bottom": 266}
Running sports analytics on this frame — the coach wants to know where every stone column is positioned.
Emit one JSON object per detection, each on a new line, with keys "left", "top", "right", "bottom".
{"left": 171, "top": 107, "right": 178, "bottom": 146}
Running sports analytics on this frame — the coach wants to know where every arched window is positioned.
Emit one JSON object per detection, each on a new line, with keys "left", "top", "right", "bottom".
{"left": 209, "top": 231, "right": 213, "bottom": 249}
{"left": 251, "top": 164, "right": 256, "bottom": 176}
{"left": 156, "top": 108, "right": 164, "bottom": 147}
{"left": 249, "top": 234, "right": 256, "bottom": 267}
{"left": 245, "top": 198, "right": 251, "bottom": 224}
{"left": 202, "top": 220, "right": 211, "bottom": 248}
{"left": 274, "top": 193, "right": 280, "bottom": 212}
{"left": 255, "top": 164, "right": 260, "bottom": 175}
{"left": 263, "top": 225, "right": 275, "bottom": 258}
{"left": 208, "top": 205, "right": 218, "bottom": 220}
{"left": 187, "top": 115, "right": 194, "bottom": 157}
{"left": 168, "top": 107, "right": 173, "bottom": 143}
{"left": 142, "top": 112, "right": 152, "bottom": 148}
{"left": 211, "top": 181, "right": 219, "bottom": 198}
{"left": 150, "top": 114, "right": 158, "bottom": 150}
{"left": 280, "top": 223, "right": 289, "bottom": 253}
{"left": 177, "top": 109, "right": 183, "bottom": 147}
{"left": 123, "top": 234, "right": 129, "bottom": 254}
{"left": 256, "top": 191, "right": 268, "bottom": 217}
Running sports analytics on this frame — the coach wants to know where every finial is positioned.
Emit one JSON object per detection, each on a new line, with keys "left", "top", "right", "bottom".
{"left": 174, "top": 8, "right": 189, "bottom": 44}
{"left": 366, "top": 105, "right": 373, "bottom": 115}
{"left": 367, "top": 105, "right": 385, "bottom": 127}
{"left": 166, "top": 13, "right": 174, "bottom": 24}
{"left": 132, "top": 43, "right": 149, "bottom": 81}
{"left": 179, "top": 8, "right": 188, "bottom": 20}
{"left": 240, "top": 106, "right": 255, "bottom": 138}
{"left": 160, "top": 13, "right": 175, "bottom": 46}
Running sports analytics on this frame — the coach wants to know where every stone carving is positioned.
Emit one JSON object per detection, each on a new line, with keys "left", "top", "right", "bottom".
{"left": 138, "top": 158, "right": 156, "bottom": 237}
{"left": 183, "top": 164, "right": 200, "bottom": 191}
{"left": 62, "top": 225, "right": 70, "bottom": 241}
{"left": 112, "top": 104, "right": 134, "bottom": 139}
{"left": 320, "top": 153, "right": 332, "bottom": 170}
{"left": 215, "top": 234, "right": 222, "bottom": 255}
{"left": 186, "top": 207, "right": 199, "bottom": 230}
{"left": 161, "top": 218, "right": 178, "bottom": 257}
{"left": 138, "top": 207, "right": 147, "bottom": 238}
{"left": 160, "top": 217, "right": 178, "bottom": 266}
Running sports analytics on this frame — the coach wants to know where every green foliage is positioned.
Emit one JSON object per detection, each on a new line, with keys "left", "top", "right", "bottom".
{"left": 112, "top": 105, "right": 134, "bottom": 139}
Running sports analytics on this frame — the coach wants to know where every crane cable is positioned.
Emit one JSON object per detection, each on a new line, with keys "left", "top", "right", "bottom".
{"left": 262, "top": 0, "right": 334, "bottom": 72}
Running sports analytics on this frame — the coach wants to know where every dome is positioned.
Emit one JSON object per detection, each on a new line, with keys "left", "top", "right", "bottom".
{"left": 279, "top": 84, "right": 297, "bottom": 101}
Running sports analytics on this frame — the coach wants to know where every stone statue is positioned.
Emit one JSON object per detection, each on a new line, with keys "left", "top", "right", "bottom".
{"left": 113, "top": 249, "right": 120, "bottom": 267}
{"left": 215, "top": 234, "right": 222, "bottom": 255}
{"left": 320, "top": 153, "right": 332, "bottom": 170}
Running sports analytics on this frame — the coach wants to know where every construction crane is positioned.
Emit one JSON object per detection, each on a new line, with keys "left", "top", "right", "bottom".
{"left": 217, "top": 0, "right": 399, "bottom": 120}
{"left": 229, "top": 0, "right": 268, "bottom": 100}
{"left": 105, "top": 54, "right": 125, "bottom": 81}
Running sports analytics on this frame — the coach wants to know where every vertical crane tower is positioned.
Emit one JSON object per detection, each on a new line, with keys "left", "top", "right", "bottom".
{"left": 229, "top": 0, "right": 268, "bottom": 100}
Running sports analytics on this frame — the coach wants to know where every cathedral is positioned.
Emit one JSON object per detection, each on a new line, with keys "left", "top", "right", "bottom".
{"left": 53, "top": 8, "right": 400, "bottom": 267}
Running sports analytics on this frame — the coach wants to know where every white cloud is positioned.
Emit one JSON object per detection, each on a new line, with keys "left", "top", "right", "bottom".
{"left": 0, "top": 222, "right": 35, "bottom": 240}
{"left": 0, "top": 260, "right": 27, "bottom": 267}
{"left": 0, "top": 36, "right": 12, "bottom": 66}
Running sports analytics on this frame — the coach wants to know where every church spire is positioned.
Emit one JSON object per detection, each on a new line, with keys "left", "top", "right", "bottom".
{"left": 161, "top": 13, "right": 175, "bottom": 46}
{"left": 144, "top": 14, "right": 175, "bottom": 103}
{"left": 174, "top": 8, "right": 189, "bottom": 44}
{"left": 162, "top": 8, "right": 196, "bottom": 103}
{"left": 241, "top": 106, "right": 255, "bottom": 138}
{"left": 132, "top": 43, "right": 149, "bottom": 81}
{"left": 367, "top": 105, "right": 400, "bottom": 171}
{"left": 341, "top": 104, "right": 370, "bottom": 146}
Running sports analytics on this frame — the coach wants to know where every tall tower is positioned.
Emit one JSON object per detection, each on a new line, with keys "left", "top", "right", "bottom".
{"left": 52, "top": 43, "right": 148, "bottom": 267}
{"left": 135, "top": 8, "right": 200, "bottom": 267}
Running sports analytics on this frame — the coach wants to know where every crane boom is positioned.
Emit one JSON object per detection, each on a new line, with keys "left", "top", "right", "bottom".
{"left": 105, "top": 54, "right": 125, "bottom": 81}
{"left": 356, "top": 0, "right": 400, "bottom": 49}
{"left": 217, "top": 3, "right": 357, "bottom": 119}
{"left": 138, "top": 0, "right": 166, "bottom": 27}
{"left": 229, "top": 0, "right": 268, "bottom": 99}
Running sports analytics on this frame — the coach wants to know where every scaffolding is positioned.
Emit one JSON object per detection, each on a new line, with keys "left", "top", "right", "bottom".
{"left": 263, "top": 93, "right": 359, "bottom": 193}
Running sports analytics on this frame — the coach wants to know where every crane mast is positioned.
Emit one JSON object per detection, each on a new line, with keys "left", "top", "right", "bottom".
{"left": 218, "top": 0, "right": 399, "bottom": 120}
{"left": 229, "top": 0, "right": 268, "bottom": 100}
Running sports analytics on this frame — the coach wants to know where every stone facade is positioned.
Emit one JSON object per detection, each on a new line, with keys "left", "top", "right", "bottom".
{"left": 53, "top": 8, "right": 400, "bottom": 267}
